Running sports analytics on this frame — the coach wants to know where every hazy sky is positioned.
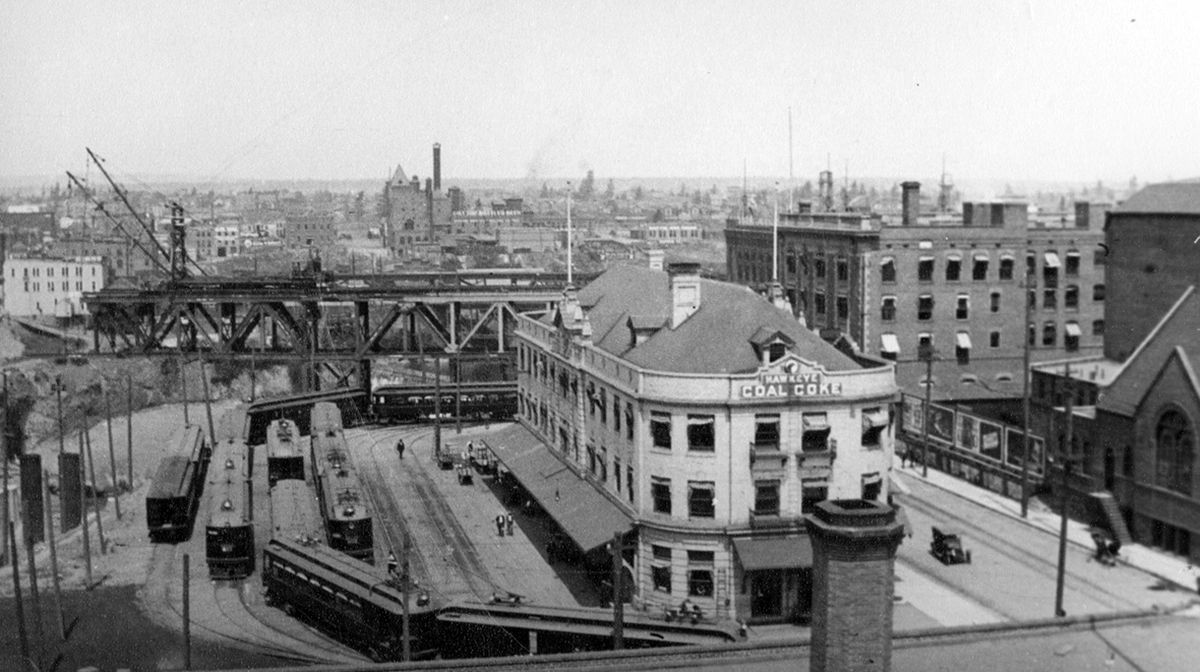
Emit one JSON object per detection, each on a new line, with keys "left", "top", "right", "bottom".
{"left": 2, "top": 1, "right": 1197, "bottom": 185}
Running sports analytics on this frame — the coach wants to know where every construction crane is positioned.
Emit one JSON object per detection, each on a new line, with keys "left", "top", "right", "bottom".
{"left": 65, "top": 170, "right": 172, "bottom": 276}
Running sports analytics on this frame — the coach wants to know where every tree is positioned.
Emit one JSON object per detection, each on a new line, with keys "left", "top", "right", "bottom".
{"left": 604, "top": 179, "right": 615, "bottom": 199}
{"left": 540, "top": 182, "right": 550, "bottom": 198}
{"left": 633, "top": 185, "right": 644, "bottom": 200}
{"left": 579, "top": 170, "right": 595, "bottom": 200}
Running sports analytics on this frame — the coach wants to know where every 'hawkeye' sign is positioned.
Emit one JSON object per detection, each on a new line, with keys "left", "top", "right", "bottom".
{"left": 738, "top": 358, "right": 844, "bottom": 399}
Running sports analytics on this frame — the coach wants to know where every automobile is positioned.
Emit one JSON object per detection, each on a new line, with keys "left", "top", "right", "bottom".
{"left": 930, "top": 526, "right": 972, "bottom": 565}
{"left": 456, "top": 464, "right": 473, "bottom": 485}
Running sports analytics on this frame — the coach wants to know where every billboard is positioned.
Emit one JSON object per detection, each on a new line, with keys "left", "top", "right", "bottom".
{"left": 900, "top": 393, "right": 1043, "bottom": 475}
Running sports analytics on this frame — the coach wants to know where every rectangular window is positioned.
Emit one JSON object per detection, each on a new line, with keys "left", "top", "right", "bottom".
{"left": 1028, "top": 288, "right": 1037, "bottom": 310}
{"left": 651, "top": 546, "right": 671, "bottom": 593}
{"left": 599, "top": 388, "right": 608, "bottom": 424}
{"left": 625, "top": 403, "right": 634, "bottom": 440}
{"left": 687, "top": 551, "right": 714, "bottom": 597}
{"left": 861, "top": 407, "right": 887, "bottom": 448}
{"left": 1043, "top": 288, "right": 1057, "bottom": 310}
{"left": 801, "top": 478, "right": 828, "bottom": 513}
{"left": 1065, "top": 251, "right": 1080, "bottom": 277}
{"left": 1093, "top": 319, "right": 1105, "bottom": 336}
{"left": 990, "top": 330, "right": 1001, "bottom": 348}
{"left": 1093, "top": 284, "right": 1105, "bottom": 302}
{"left": 880, "top": 257, "right": 896, "bottom": 283}
{"left": 815, "top": 293, "right": 826, "bottom": 315}
{"left": 753, "top": 413, "right": 780, "bottom": 449}
{"left": 801, "top": 412, "right": 831, "bottom": 452}
{"left": 815, "top": 257, "right": 826, "bottom": 278}
{"left": 614, "top": 457, "right": 622, "bottom": 492}
{"left": 613, "top": 395, "right": 621, "bottom": 433}
{"left": 956, "top": 332, "right": 971, "bottom": 365}
{"left": 1043, "top": 321, "right": 1056, "bottom": 347}
{"left": 999, "top": 256, "right": 1015, "bottom": 280}
{"left": 650, "top": 412, "right": 672, "bottom": 450}
{"left": 918, "top": 295, "right": 934, "bottom": 321}
{"left": 688, "top": 481, "right": 715, "bottom": 518}
{"left": 1028, "top": 323, "right": 1037, "bottom": 347}
{"left": 1065, "top": 322, "right": 1080, "bottom": 352}
{"left": 972, "top": 254, "right": 989, "bottom": 280}
{"left": 945, "top": 257, "right": 961, "bottom": 281}
{"left": 651, "top": 477, "right": 672, "bottom": 514}
{"left": 836, "top": 258, "right": 848, "bottom": 282}
{"left": 881, "top": 296, "right": 896, "bottom": 322}
{"left": 687, "top": 415, "right": 715, "bottom": 452}
{"left": 1065, "top": 285, "right": 1079, "bottom": 309}
{"left": 627, "top": 465, "right": 634, "bottom": 504}
{"left": 754, "top": 481, "right": 781, "bottom": 516}
{"left": 956, "top": 294, "right": 969, "bottom": 320}
{"left": 836, "top": 295, "right": 848, "bottom": 321}
{"left": 918, "top": 256, "right": 934, "bottom": 282}
{"left": 990, "top": 291, "right": 1001, "bottom": 313}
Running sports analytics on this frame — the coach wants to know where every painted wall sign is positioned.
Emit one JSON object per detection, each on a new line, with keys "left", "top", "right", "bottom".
{"left": 738, "top": 358, "right": 844, "bottom": 399}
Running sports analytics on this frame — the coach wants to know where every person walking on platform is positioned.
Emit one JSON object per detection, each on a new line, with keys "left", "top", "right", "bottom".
{"left": 396, "top": 438, "right": 406, "bottom": 460}
{"left": 506, "top": 513, "right": 514, "bottom": 536}
{"left": 496, "top": 513, "right": 506, "bottom": 537}
{"left": 387, "top": 552, "right": 399, "bottom": 576}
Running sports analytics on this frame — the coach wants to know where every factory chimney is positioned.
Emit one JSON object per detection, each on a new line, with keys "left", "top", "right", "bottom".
{"left": 426, "top": 177, "right": 435, "bottom": 241}
{"left": 433, "top": 143, "right": 442, "bottom": 192}
{"left": 901, "top": 181, "right": 920, "bottom": 227}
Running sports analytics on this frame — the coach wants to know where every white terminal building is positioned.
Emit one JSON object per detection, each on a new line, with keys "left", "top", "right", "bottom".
{"left": 500, "top": 262, "right": 898, "bottom": 624}
{"left": 3, "top": 254, "right": 105, "bottom": 318}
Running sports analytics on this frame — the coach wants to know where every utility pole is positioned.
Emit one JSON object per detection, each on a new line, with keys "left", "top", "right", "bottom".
{"left": 1, "top": 371, "right": 8, "bottom": 567}
{"left": 1054, "top": 361, "right": 1074, "bottom": 618}
{"left": 178, "top": 339, "right": 190, "bottom": 426}
{"left": 1019, "top": 268, "right": 1034, "bottom": 517}
{"left": 42, "top": 469, "right": 66, "bottom": 641}
{"left": 454, "top": 348, "right": 462, "bottom": 435}
{"left": 104, "top": 382, "right": 121, "bottom": 519}
{"left": 921, "top": 344, "right": 934, "bottom": 478}
{"left": 54, "top": 375, "right": 66, "bottom": 454}
{"left": 23, "top": 505, "right": 44, "bottom": 667}
{"left": 400, "top": 533, "right": 411, "bottom": 662}
{"left": 78, "top": 433, "right": 93, "bottom": 588}
{"left": 433, "top": 356, "right": 442, "bottom": 460}
{"left": 84, "top": 426, "right": 106, "bottom": 554}
{"left": 126, "top": 372, "right": 134, "bottom": 491}
{"left": 9, "top": 520, "right": 29, "bottom": 664}
{"left": 183, "top": 553, "right": 192, "bottom": 670}
{"left": 611, "top": 531, "right": 625, "bottom": 650}
{"left": 199, "top": 350, "right": 216, "bottom": 446}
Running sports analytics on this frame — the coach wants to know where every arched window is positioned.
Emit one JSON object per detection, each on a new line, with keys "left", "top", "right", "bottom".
{"left": 1155, "top": 410, "right": 1194, "bottom": 495}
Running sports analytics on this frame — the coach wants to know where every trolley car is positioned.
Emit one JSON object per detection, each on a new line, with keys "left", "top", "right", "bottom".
{"left": 270, "top": 479, "right": 324, "bottom": 545}
{"left": 372, "top": 382, "right": 517, "bottom": 424}
{"left": 310, "top": 403, "right": 374, "bottom": 563}
{"left": 205, "top": 440, "right": 254, "bottom": 579}
{"left": 262, "top": 537, "right": 438, "bottom": 661}
{"left": 266, "top": 418, "right": 306, "bottom": 487}
{"left": 146, "top": 424, "right": 211, "bottom": 543}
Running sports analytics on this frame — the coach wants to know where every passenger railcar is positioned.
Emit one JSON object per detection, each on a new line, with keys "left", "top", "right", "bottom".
{"left": 266, "top": 418, "right": 305, "bottom": 487}
{"left": 309, "top": 403, "right": 374, "bottom": 563}
{"left": 246, "top": 388, "right": 367, "bottom": 445}
{"left": 262, "top": 537, "right": 438, "bottom": 661}
{"left": 270, "top": 479, "right": 324, "bottom": 545}
{"left": 146, "top": 424, "right": 211, "bottom": 543}
{"left": 205, "top": 440, "right": 254, "bottom": 579}
{"left": 372, "top": 382, "right": 517, "bottom": 424}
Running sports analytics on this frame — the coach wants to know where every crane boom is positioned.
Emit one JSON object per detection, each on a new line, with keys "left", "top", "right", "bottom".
{"left": 65, "top": 171, "right": 171, "bottom": 275}
{"left": 86, "top": 148, "right": 173, "bottom": 262}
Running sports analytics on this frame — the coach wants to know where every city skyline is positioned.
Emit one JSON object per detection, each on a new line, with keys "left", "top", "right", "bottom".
{"left": 2, "top": 1, "right": 1198, "bottom": 185}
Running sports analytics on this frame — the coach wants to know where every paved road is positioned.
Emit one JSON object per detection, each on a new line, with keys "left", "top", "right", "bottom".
{"left": 893, "top": 469, "right": 1196, "bottom": 621}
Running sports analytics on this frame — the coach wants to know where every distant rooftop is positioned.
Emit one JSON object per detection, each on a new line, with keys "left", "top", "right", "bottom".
{"left": 1116, "top": 180, "right": 1200, "bottom": 215}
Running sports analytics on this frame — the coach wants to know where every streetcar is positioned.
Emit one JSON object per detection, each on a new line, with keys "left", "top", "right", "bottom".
{"left": 266, "top": 418, "right": 305, "bottom": 487}
{"left": 310, "top": 403, "right": 374, "bottom": 563}
{"left": 146, "top": 424, "right": 211, "bottom": 543}
{"left": 372, "top": 381, "right": 517, "bottom": 424}
{"left": 246, "top": 387, "right": 368, "bottom": 445}
{"left": 262, "top": 537, "right": 438, "bottom": 661}
{"left": 270, "top": 479, "right": 324, "bottom": 546}
{"left": 205, "top": 439, "right": 255, "bottom": 579}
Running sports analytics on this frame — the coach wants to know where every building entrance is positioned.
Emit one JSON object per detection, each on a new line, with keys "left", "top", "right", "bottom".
{"left": 750, "top": 570, "right": 784, "bottom": 619}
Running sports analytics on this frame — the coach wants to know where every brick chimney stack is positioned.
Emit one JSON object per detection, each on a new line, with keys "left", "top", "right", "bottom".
{"left": 901, "top": 181, "right": 920, "bottom": 227}
{"left": 433, "top": 143, "right": 441, "bottom": 192}
{"left": 805, "top": 499, "right": 906, "bottom": 672}
{"left": 667, "top": 262, "right": 701, "bottom": 329}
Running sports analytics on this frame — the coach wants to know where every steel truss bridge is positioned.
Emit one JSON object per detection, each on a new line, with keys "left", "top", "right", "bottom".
{"left": 84, "top": 270, "right": 593, "bottom": 391}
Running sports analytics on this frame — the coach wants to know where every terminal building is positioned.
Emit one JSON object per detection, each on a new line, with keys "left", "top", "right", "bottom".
{"left": 725, "top": 182, "right": 1107, "bottom": 400}
{"left": 501, "top": 262, "right": 898, "bottom": 624}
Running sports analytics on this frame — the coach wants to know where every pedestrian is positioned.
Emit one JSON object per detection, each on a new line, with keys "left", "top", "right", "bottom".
{"left": 396, "top": 438, "right": 405, "bottom": 460}
{"left": 387, "top": 551, "right": 398, "bottom": 576}
{"left": 899, "top": 446, "right": 909, "bottom": 468}
{"left": 467, "top": 440, "right": 474, "bottom": 459}
{"left": 506, "top": 512, "right": 514, "bottom": 536}
{"left": 496, "top": 513, "right": 505, "bottom": 537}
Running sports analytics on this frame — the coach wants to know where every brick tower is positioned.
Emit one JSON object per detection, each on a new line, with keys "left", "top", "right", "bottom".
{"left": 805, "top": 499, "right": 906, "bottom": 672}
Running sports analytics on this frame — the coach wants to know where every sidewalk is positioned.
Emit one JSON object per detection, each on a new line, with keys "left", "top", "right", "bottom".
{"left": 890, "top": 455, "right": 1200, "bottom": 595}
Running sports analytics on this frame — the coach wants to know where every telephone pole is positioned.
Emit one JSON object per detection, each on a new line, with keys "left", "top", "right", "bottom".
{"left": 920, "top": 343, "right": 935, "bottom": 478}
{"left": 1054, "top": 362, "right": 1074, "bottom": 618}
{"left": 611, "top": 531, "right": 625, "bottom": 650}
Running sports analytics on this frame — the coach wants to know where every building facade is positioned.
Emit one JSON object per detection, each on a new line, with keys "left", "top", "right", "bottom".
{"left": 280, "top": 213, "right": 336, "bottom": 250}
{"left": 3, "top": 254, "right": 105, "bottom": 317}
{"left": 513, "top": 263, "right": 897, "bottom": 623}
{"left": 725, "top": 182, "right": 1107, "bottom": 399}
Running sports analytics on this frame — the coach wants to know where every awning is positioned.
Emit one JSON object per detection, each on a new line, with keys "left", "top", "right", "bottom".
{"left": 973, "top": 252, "right": 989, "bottom": 262}
{"left": 802, "top": 413, "right": 829, "bottom": 431}
{"left": 1065, "top": 322, "right": 1082, "bottom": 337}
{"left": 863, "top": 408, "right": 889, "bottom": 428}
{"left": 1043, "top": 252, "right": 1061, "bottom": 268}
{"left": 999, "top": 251, "right": 1015, "bottom": 260}
{"left": 732, "top": 536, "right": 813, "bottom": 571}
{"left": 918, "top": 255, "right": 935, "bottom": 262}
{"left": 944, "top": 251, "right": 962, "bottom": 260}
{"left": 861, "top": 472, "right": 882, "bottom": 485}
{"left": 956, "top": 332, "right": 972, "bottom": 349}
{"left": 482, "top": 423, "right": 632, "bottom": 553}
{"left": 881, "top": 334, "right": 900, "bottom": 354}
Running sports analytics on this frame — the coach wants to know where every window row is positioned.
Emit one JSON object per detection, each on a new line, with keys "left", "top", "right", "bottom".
{"left": 20, "top": 281, "right": 92, "bottom": 293}
{"left": 880, "top": 321, "right": 1102, "bottom": 360}
{"left": 517, "top": 345, "right": 635, "bottom": 442}
{"left": 650, "top": 546, "right": 715, "bottom": 597}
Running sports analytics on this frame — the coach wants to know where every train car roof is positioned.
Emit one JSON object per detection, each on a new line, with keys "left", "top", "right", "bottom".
{"left": 207, "top": 474, "right": 249, "bottom": 528}
{"left": 310, "top": 401, "right": 344, "bottom": 434}
{"left": 147, "top": 455, "right": 194, "bottom": 499}
{"left": 270, "top": 479, "right": 324, "bottom": 544}
{"left": 266, "top": 538, "right": 436, "bottom": 614}
{"left": 266, "top": 418, "right": 305, "bottom": 458}
{"left": 248, "top": 388, "right": 365, "bottom": 414}
{"left": 207, "top": 439, "right": 247, "bottom": 487}
{"left": 320, "top": 475, "right": 370, "bottom": 522}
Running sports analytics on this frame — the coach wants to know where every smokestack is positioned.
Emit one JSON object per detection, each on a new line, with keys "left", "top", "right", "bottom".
{"left": 901, "top": 181, "right": 920, "bottom": 227}
{"left": 433, "top": 143, "right": 442, "bottom": 192}
{"left": 426, "top": 178, "right": 435, "bottom": 240}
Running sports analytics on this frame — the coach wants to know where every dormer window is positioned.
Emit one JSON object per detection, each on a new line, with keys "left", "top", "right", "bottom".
{"left": 768, "top": 342, "right": 787, "bottom": 362}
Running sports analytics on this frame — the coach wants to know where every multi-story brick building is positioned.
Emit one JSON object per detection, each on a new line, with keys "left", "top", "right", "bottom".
{"left": 280, "top": 213, "right": 335, "bottom": 250}
{"left": 725, "top": 182, "right": 1107, "bottom": 399}
{"left": 499, "top": 262, "right": 897, "bottom": 624}
{"left": 1029, "top": 181, "right": 1200, "bottom": 563}
{"left": 384, "top": 145, "right": 453, "bottom": 253}
{"left": 3, "top": 253, "right": 105, "bottom": 318}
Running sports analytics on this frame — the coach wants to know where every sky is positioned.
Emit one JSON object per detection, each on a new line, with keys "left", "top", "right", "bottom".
{"left": 2, "top": 1, "right": 1198, "bottom": 186}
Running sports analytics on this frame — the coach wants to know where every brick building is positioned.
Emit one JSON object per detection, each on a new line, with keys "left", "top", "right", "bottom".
{"left": 725, "top": 182, "right": 1107, "bottom": 400}
{"left": 280, "top": 213, "right": 335, "bottom": 250}
{"left": 500, "top": 263, "right": 898, "bottom": 623}
{"left": 384, "top": 145, "right": 452, "bottom": 252}
{"left": 1030, "top": 181, "right": 1200, "bottom": 563}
